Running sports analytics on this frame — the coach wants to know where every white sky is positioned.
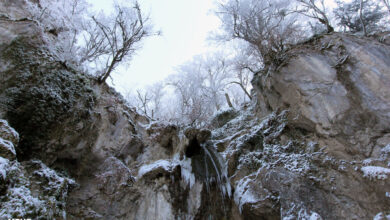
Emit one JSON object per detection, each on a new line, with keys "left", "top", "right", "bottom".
{"left": 88, "top": 0, "right": 221, "bottom": 94}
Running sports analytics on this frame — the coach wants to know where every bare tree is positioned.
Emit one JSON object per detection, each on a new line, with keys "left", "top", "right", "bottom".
{"left": 135, "top": 89, "right": 152, "bottom": 118}
{"left": 294, "top": 0, "right": 334, "bottom": 33}
{"left": 26, "top": 0, "right": 157, "bottom": 79}
{"left": 88, "top": 2, "right": 156, "bottom": 83}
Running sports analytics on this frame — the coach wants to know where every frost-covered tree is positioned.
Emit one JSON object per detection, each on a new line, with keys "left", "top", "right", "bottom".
{"left": 26, "top": 0, "right": 89, "bottom": 62}
{"left": 228, "top": 45, "right": 262, "bottom": 100}
{"left": 26, "top": 0, "right": 156, "bottom": 84}
{"left": 125, "top": 82, "right": 165, "bottom": 119}
{"left": 87, "top": 3, "right": 157, "bottom": 83}
{"left": 162, "top": 52, "right": 254, "bottom": 126}
{"left": 135, "top": 89, "right": 152, "bottom": 118}
{"left": 200, "top": 54, "right": 232, "bottom": 111}
{"left": 167, "top": 67, "right": 210, "bottom": 126}
{"left": 216, "top": 0, "right": 302, "bottom": 68}
{"left": 334, "top": 0, "right": 386, "bottom": 34}
{"left": 147, "top": 82, "right": 165, "bottom": 119}
{"left": 294, "top": 0, "right": 334, "bottom": 33}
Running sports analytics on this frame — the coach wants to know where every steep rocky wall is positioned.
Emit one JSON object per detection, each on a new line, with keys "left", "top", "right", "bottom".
{"left": 252, "top": 33, "right": 390, "bottom": 159}
{"left": 1, "top": 1, "right": 390, "bottom": 219}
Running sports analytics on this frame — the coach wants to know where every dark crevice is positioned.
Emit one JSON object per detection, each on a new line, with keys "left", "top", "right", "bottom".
{"left": 185, "top": 138, "right": 201, "bottom": 158}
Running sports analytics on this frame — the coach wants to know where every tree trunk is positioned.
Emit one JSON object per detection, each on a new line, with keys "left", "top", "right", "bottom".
{"left": 326, "top": 24, "right": 334, "bottom": 33}
{"left": 98, "top": 54, "right": 119, "bottom": 83}
{"left": 225, "top": 93, "right": 233, "bottom": 108}
{"left": 239, "top": 84, "right": 252, "bottom": 100}
{"left": 359, "top": 0, "right": 367, "bottom": 36}
{"left": 229, "top": 81, "right": 253, "bottom": 100}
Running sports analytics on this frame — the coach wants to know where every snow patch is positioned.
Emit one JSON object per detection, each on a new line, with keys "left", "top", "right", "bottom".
{"left": 381, "top": 144, "right": 390, "bottom": 154}
{"left": 363, "top": 158, "right": 373, "bottom": 166}
{"left": 310, "top": 212, "right": 323, "bottom": 220}
{"left": 234, "top": 176, "right": 259, "bottom": 213}
{"left": 0, "top": 160, "right": 75, "bottom": 219}
{"left": 361, "top": 166, "right": 390, "bottom": 180}
{"left": 373, "top": 212, "right": 390, "bottom": 220}
{"left": 0, "top": 186, "right": 46, "bottom": 219}
{"left": 283, "top": 215, "right": 296, "bottom": 220}
{"left": 138, "top": 159, "right": 174, "bottom": 177}
{"left": 32, "top": 160, "right": 76, "bottom": 186}
{"left": 0, "top": 156, "right": 10, "bottom": 180}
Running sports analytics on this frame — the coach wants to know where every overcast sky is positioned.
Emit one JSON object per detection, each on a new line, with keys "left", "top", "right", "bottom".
{"left": 88, "top": 0, "right": 220, "bottom": 94}
{"left": 88, "top": 0, "right": 340, "bottom": 94}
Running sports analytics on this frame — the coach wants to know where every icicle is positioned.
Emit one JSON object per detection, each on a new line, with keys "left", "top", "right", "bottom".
{"left": 180, "top": 157, "right": 196, "bottom": 188}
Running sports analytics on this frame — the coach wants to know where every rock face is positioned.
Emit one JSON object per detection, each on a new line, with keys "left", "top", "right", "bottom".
{"left": 253, "top": 33, "right": 390, "bottom": 159}
{"left": 0, "top": 1, "right": 390, "bottom": 219}
{"left": 248, "top": 33, "right": 390, "bottom": 218}
{"left": 0, "top": 117, "right": 75, "bottom": 219}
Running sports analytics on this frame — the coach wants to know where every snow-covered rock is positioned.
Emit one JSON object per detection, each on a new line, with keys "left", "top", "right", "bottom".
{"left": 0, "top": 156, "right": 9, "bottom": 180}
{"left": 0, "top": 119, "right": 19, "bottom": 145}
{"left": 0, "top": 137, "right": 16, "bottom": 160}
{"left": 0, "top": 119, "right": 18, "bottom": 160}
{"left": 0, "top": 160, "right": 75, "bottom": 219}
{"left": 138, "top": 159, "right": 176, "bottom": 179}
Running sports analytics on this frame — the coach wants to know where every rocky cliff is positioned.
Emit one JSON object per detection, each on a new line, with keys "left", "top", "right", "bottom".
{"left": 0, "top": 1, "right": 390, "bottom": 219}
